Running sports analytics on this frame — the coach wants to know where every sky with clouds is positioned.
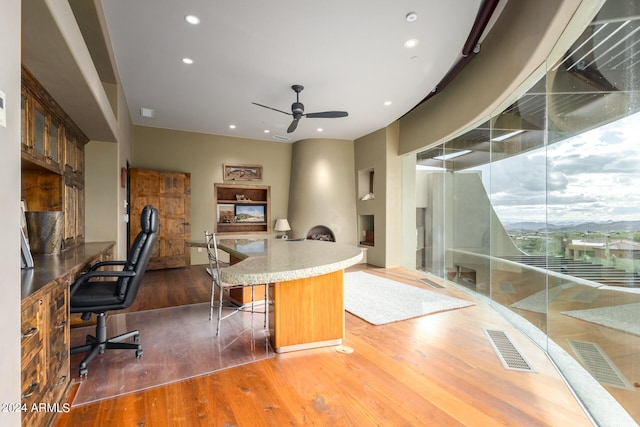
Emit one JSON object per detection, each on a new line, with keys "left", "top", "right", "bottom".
{"left": 475, "top": 111, "right": 640, "bottom": 225}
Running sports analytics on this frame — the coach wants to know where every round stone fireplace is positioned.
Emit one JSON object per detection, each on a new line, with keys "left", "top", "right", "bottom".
{"left": 306, "top": 225, "right": 335, "bottom": 242}
{"left": 287, "top": 138, "right": 358, "bottom": 245}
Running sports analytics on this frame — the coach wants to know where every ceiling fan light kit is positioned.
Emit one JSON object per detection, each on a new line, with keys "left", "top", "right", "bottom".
{"left": 253, "top": 84, "right": 348, "bottom": 133}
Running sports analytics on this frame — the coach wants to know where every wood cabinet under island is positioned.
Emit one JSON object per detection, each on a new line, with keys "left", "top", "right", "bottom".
{"left": 217, "top": 238, "right": 363, "bottom": 353}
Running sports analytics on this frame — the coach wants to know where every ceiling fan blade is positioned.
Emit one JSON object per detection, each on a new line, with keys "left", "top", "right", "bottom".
{"left": 287, "top": 118, "right": 300, "bottom": 133}
{"left": 252, "top": 102, "right": 291, "bottom": 116}
{"left": 305, "top": 111, "right": 349, "bottom": 118}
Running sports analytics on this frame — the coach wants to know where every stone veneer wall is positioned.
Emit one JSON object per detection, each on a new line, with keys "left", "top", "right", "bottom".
{"left": 288, "top": 138, "right": 357, "bottom": 245}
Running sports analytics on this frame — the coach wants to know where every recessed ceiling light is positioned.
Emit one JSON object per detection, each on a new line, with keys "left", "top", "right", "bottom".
{"left": 229, "top": 124, "right": 236, "bottom": 129}
{"left": 264, "top": 129, "right": 270, "bottom": 134}
{"left": 406, "top": 12, "right": 418, "bottom": 22}
{"left": 384, "top": 101, "right": 392, "bottom": 106}
{"left": 185, "top": 15, "right": 200, "bottom": 25}
{"left": 182, "top": 57, "right": 194, "bottom": 64}
{"left": 404, "top": 39, "right": 419, "bottom": 48}
{"left": 317, "top": 128, "right": 323, "bottom": 132}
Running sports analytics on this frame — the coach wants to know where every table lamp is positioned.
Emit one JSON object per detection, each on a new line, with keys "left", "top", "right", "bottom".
{"left": 274, "top": 218, "right": 291, "bottom": 239}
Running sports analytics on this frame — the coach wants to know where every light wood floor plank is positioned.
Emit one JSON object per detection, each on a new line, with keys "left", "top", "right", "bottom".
{"left": 54, "top": 264, "right": 593, "bottom": 426}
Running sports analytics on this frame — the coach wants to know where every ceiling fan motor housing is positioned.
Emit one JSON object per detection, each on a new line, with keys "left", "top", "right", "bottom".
{"left": 292, "top": 102, "right": 304, "bottom": 116}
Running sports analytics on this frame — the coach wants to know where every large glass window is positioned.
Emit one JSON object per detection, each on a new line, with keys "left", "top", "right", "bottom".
{"left": 413, "top": 0, "right": 640, "bottom": 421}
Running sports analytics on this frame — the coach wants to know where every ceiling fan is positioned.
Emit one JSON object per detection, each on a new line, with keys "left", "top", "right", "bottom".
{"left": 252, "top": 85, "right": 348, "bottom": 133}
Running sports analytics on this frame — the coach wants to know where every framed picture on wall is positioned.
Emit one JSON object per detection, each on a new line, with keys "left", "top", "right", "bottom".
{"left": 223, "top": 164, "right": 263, "bottom": 181}
{"left": 20, "top": 200, "right": 29, "bottom": 246}
{"left": 234, "top": 204, "right": 266, "bottom": 223}
{"left": 217, "top": 204, "right": 235, "bottom": 223}
{"left": 21, "top": 227, "right": 33, "bottom": 269}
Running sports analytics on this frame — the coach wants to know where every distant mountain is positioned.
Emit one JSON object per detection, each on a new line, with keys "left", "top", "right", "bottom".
{"left": 505, "top": 220, "right": 640, "bottom": 233}
{"left": 504, "top": 222, "right": 549, "bottom": 231}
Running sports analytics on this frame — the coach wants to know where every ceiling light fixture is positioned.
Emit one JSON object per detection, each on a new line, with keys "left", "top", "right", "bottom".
{"left": 416, "top": 164, "right": 446, "bottom": 171}
{"left": 264, "top": 129, "right": 270, "bottom": 134}
{"left": 184, "top": 15, "right": 200, "bottom": 25}
{"left": 384, "top": 101, "right": 392, "bottom": 106}
{"left": 406, "top": 12, "right": 418, "bottom": 22}
{"left": 182, "top": 57, "right": 194, "bottom": 64}
{"left": 491, "top": 130, "right": 525, "bottom": 141}
{"left": 229, "top": 124, "right": 236, "bottom": 129}
{"left": 433, "top": 150, "right": 471, "bottom": 161}
{"left": 404, "top": 38, "right": 419, "bottom": 48}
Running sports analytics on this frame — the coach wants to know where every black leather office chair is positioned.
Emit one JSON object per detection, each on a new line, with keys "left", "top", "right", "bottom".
{"left": 70, "top": 205, "right": 159, "bottom": 377}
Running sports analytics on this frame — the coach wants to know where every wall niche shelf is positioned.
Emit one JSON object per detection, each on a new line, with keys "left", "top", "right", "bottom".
{"left": 214, "top": 183, "right": 270, "bottom": 234}
{"left": 359, "top": 214, "right": 374, "bottom": 247}
{"left": 358, "top": 168, "right": 375, "bottom": 201}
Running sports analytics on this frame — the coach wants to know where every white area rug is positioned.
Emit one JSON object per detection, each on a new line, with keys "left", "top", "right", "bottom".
{"left": 562, "top": 303, "right": 640, "bottom": 337}
{"left": 344, "top": 272, "right": 474, "bottom": 325}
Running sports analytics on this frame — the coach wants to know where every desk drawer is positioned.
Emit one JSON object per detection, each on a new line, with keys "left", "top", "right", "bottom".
{"left": 21, "top": 296, "right": 45, "bottom": 420}
{"left": 48, "top": 284, "right": 69, "bottom": 370}
{"left": 21, "top": 297, "right": 44, "bottom": 363}
{"left": 21, "top": 344, "right": 43, "bottom": 407}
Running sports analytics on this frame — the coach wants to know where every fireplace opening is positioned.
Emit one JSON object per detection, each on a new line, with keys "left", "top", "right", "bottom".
{"left": 306, "top": 225, "right": 336, "bottom": 242}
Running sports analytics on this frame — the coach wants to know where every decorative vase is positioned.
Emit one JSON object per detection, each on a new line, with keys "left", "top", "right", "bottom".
{"left": 25, "top": 211, "right": 64, "bottom": 255}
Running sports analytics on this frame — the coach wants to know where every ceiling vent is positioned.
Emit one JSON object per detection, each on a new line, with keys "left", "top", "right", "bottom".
{"left": 272, "top": 135, "right": 291, "bottom": 142}
{"left": 140, "top": 107, "right": 155, "bottom": 118}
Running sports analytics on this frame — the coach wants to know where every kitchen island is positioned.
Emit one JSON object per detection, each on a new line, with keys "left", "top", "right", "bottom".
{"left": 218, "top": 238, "right": 363, "bottom": 353}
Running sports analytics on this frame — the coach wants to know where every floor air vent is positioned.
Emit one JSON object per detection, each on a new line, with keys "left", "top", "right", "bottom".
{"left": 567, "top": 340, "right": 634, "bottom": 390}
{"left": 483, "top": 329, "right": 536, "bottom": 372}
{"left": 418, "top": 277, "right": 445, "bottom": 289}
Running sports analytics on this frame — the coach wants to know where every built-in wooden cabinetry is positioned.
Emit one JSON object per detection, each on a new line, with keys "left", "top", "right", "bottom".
{"left": 20, "top": 66, "right": 93, "bottom": 426}
{"left": 214, "top": 183, "right": 271, "bottom": 234}
{"left": 21, "top": 280, "right": 69, "bottom": 427}
{"left": 21, "top": 89, "right": 63, "bottom": 173}
{"left": 21, "top": 66, "right": 87, "bottom": 248}
{"left": 21, "top": 242, "right": 114, "bottom": 427}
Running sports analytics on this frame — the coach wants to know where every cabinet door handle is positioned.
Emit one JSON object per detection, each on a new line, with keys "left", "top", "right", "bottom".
{"left": 54, "top": 375, "right": 67, "bottom": 387}
{"left": 22, "top": 327, "right": 38, "bottom": 339}
{"left": 54, "top": 320, "right": 67, "bottom": 330}
{"left": 21, "top": 382, "right": 39, "bottom": 399}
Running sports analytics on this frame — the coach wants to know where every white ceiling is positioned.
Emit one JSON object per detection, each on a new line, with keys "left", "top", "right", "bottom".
{"left": 100, "top": 0, "right": 483, "bottom": 143}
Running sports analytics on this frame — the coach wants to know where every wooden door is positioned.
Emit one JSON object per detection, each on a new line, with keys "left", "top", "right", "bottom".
{"left": 129, "top": 168, "right": 191, "bottom": 269}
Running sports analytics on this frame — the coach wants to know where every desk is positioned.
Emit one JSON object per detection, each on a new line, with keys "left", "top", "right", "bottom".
{"left": 20, "top": 241, "right": 115, "bottom": 427}
{"left": 21, "top": 242, "right": 116, "bottom": 299}
{"left": 217, "top": 238, "right": 363, "bottom": 353}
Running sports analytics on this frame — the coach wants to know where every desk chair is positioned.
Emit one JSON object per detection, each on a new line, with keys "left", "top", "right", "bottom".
{"left": 70, "top": 205, "right": 159, "bottom": 377}
{"left": 204, "top": 231, "right": 268, "bottom": 336}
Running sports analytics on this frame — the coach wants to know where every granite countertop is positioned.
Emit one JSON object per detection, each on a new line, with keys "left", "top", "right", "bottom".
{"left": 216, "top": 238, "right": 363, "bottom": 285}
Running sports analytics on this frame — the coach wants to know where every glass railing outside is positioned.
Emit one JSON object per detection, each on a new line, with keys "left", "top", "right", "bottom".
{"left": 414, "top": 0, "right": 640, "bottom": 422}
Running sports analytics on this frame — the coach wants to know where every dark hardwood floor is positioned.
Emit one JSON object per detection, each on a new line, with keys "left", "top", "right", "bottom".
{"left": 54, "top": 264, "right": 593, "bottom": 426}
